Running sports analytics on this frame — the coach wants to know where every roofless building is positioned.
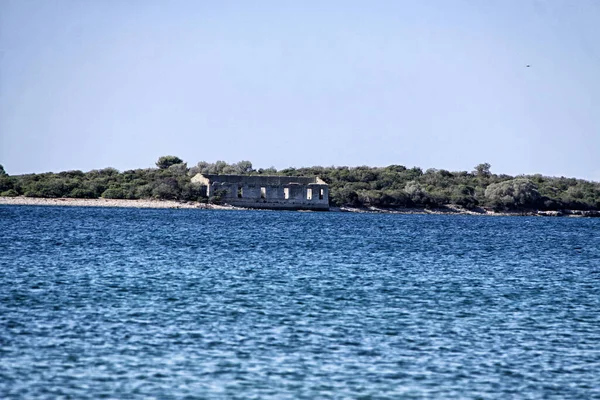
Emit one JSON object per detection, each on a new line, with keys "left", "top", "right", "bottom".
{"left": 191, "top": 174, "right": 329, "bottom": 211}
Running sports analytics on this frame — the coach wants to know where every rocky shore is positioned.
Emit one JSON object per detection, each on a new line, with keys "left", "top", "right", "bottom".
{"left": 1, "top": 197, "right": 598, "bottom": 217}
{"left": 336, "top": 205, "right": 600, "bottom": 217}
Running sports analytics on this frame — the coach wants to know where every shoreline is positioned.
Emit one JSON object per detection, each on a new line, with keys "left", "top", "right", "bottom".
{"left": 0, "top": 196, "right": 238, "bottom": 210}
{"left": 337, "top": 205, "right": 600, "bottom": 217}
{"left": 1, "top": 197, "right": 599, "bottom": 217}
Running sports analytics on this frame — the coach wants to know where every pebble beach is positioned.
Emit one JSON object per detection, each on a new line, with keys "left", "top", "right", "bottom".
{"left": 0, "top": 196, "right": 232, "bottom": 210}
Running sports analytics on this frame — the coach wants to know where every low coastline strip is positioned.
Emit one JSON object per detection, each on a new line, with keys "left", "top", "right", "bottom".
{"left": 0, "top": 196, "right": 233, "bottom": 210}
{"left": 2, "top": 196, "right": 599, "bottom": 217}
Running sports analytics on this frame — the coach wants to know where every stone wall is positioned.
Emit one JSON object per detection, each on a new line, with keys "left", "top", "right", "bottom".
{"left": 191, "top": 174, "right": 329, "bottom": 210}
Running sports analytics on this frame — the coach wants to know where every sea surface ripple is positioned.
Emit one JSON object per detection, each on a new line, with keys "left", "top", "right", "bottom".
{"left": 1, "top": 206, "right": 599, "bottom": 399}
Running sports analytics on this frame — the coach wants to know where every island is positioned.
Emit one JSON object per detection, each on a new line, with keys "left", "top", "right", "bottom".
{"left": 1, "top": 157, "right": 599, "bottom": 217}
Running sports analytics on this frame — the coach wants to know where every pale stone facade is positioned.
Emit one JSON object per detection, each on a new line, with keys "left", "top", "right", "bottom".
{"left": 191, "top": 174, "right": 329, "bottom": 211}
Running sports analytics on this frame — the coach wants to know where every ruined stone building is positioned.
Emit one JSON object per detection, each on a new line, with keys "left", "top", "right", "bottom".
{"left": 191, "top": 174, "right": 329, "bottom": 210}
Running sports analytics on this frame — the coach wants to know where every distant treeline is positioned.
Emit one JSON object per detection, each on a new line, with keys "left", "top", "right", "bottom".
{"left": 1, "top": 157, "right": 599, "bottom": 211}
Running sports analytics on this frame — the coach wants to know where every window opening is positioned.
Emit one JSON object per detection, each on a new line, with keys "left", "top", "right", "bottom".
{"left": 319, "top": 188, "right": 324, "bottom": 200}
{"left": 237, "top": 186, "right": 243, "bottom": 198}
{"left": 284, "top": 188, "right": 290, "bottom": 199}
{"left": 260, "top": 187, "right": 266, "bottom": 199}
{"left": 307, "top": 188, "right": 312, "bottom": 200}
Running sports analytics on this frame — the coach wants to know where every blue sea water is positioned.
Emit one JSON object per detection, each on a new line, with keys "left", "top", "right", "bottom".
{"left": 0, "top": 205, "right": 599, "bottom": 399}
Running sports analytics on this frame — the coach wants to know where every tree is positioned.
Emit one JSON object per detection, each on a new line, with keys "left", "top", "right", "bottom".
{"left": 484, "top": 178, "right": 541, "bottom": 209}
{"left": 152, "top": 178, "right": 180, "bottom": 199}
{"left": 404, "top": 181, "right": 428, "bottom": 205}
{"left": 189, "top": 161, "right": 211, "bottom": 176}
{"left": 156, "top": 156, "right": 184, "bottom": 169}
{"left": 451, "top": 185, "right": 478, "bottom": 209}
{"left": 385, "top": 165, "right": 407, "bottom": 173}
{"left": 213, "top": 160, "right": 229, "bottom": 174}
{"left": 234, "top": 160, "right": 254, "bottom": 174}
{"left": 474, "top": 163, "right": 491, "bottom": 177}
{"left": 0, "top": 170, "right": 13, "bottom": 193}
{"left": 167, "top": 163, "right": 188, "bottom": 176}
{"left": 258, "top": 167, "right": 278, "bottom": 175}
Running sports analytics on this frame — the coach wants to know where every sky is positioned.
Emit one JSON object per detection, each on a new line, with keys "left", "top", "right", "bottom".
{"left": 1, "top": 0, "right": 599, "bottom": 180}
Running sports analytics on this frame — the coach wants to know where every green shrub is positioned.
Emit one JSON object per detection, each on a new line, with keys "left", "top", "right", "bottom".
{"left": 1, "top": 189, "right": 18, "bottom": 197}
{"left": 70, "top": 188, "right": 97, "bottom": 198}
{"left": 484, "top": 179, "right": 541, "bottom": 210}
{"left": 134, "top": 184, "right": 154, "bottom": 199}
{"left": 209, "top": 189, "right": 228, "bottom": 205}
{"left": 152, "top": 179, "right": 180, "bottom": 200}
{"left": 101, "top": 187, "right": 126, "bottom": 199}
{"left": 23, "top": 179, "right": 69, "bottom": 198}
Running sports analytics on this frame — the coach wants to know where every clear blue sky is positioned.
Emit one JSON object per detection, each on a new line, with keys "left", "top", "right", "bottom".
{"left": 1, "top": 0, "right": 599, "bottom": 180}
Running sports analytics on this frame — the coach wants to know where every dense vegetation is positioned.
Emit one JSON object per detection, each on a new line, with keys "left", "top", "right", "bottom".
{"left": 1, "top": 158, "right": 599, "bottom": 212}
